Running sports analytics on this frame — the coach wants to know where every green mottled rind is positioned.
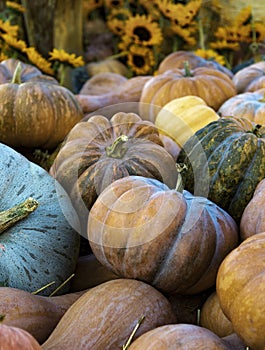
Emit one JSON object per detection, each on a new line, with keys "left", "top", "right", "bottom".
{"left": 0, "top": 143, "right": 80, "bottom": 295}
{"left": 177, "top": 117, "right": 265, "bottom": 223}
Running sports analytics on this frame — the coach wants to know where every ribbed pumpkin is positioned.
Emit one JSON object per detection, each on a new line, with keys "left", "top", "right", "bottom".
{"left": 240, "top": 178, "right": 265, "bottom": 240}
{"left": 218, "top": 88, "right": 265, "bottom": 124}
{"left": 216, "top": 232, "right": 265, "bottom": 350}
{"left": 0, "top": 143, "right": 80, "bottom": 295}
{"left": 140, "top": 63, "right": 236, "bottom": 121}
{"left": 232, "top": 61, "right": 265, "bottom": 93}
{"left": 0, "top": 62, "right": 83, "bottom": 149}
{"left": 88, "top": 175, "right": 238, "bottom": 295}
{"left": 50, "top": 112, "right": 178, "bottom": 235}
{"left": 177, "top": 116, "right": 265, "bottom": 223}
{"left": 0, "top": 324, "right": 42, "bottom": 350}
{"left": 155, "top": 95, "right": 219, "bottom": 145}
{"left": 157, "top": 50, "right": 233, "bottom": 78}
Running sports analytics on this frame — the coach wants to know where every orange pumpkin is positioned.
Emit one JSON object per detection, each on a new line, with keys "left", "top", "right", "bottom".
{"left": 232, "top": 61, "right": 265, "bottom": 93}
{"left": 0, "top": 324, "right": 42, "bottom": 349}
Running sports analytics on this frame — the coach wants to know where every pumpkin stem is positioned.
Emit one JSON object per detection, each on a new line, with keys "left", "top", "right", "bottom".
{"left": 0, "top": 314, "right": 5, "bottom": 323}
{"left": 175, "top": 163, "right": 187, "bottom": 192}
{"left": 248, "top": 124, "right": 262, "bottom": 137}
{"left": 106, "top": 135, "right": 129, "bottom": 159}
{"left": 122, "top": 315, "right": 145, "bottom": 350}
{"left": 11, "top": 62, "right": 22, "bottom": 84}
{"left": 183, "top": 61, "right": 192, "bottom": 77}
{"left": 0, "top": 197, "right": 39, "bottom": 235}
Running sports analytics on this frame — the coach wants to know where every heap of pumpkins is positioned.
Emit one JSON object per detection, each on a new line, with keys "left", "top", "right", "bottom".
{"left": 0, "top": 51, "right": 265, "bottom": 350}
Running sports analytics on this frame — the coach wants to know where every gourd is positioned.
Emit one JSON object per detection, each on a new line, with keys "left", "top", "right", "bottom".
{"left": 232, "top": 61, "right": 265, "bottom": 93}
{"left": 217, "top": 232, "right": 265, "bottom": 350}
{"left": 0, "top": 324, "right": 42, "bottom": 350}
{"left": 0, "top": 62, "right": 83, "bottom": 149}
{"left": 88, "top": 175, "right": 238, "bottom": 295}
{"left": 0, "top": 287, "right": 85, "bottom": 343}
{"left": 155, "top": 95, "right": 219, "bottom": 145}
{"left": 86, "top": 58, "right": 129, "bottom": 77}
{"left": 50, "top": 112, "right": 179, "bottom": 236}
{"left": 139, "top": 62, "right": 236, "bottom": 121}
{"left": 218, "top": 88, "right": 265, "bottom": 124}
{"left": 177, "top": 116, "right": 265, "bottom": 223}
{"left": 240, "top": 178, "right": 265, "bottom": 240}
{"left": 0, "top": 143, "right": 80, "bottom": 295}
{"left": 42, "top": 278, "right": 177, "bottom": 350}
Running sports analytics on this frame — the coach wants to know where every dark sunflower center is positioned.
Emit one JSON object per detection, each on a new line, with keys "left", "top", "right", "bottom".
{"left": 133, "top": 26, "right": 151, "bottom": 41}
{"left": 132, "top": 54, "right": 145, "bottom": 68}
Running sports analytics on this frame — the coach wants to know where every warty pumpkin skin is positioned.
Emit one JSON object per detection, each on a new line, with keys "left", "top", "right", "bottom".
{"left": 87, "top": 175, "right": 238, "bottom": 295}
{"left": 177, "top": 116, "right": 265, "bottom": 223}
{"left": 240, "top": 178, "right": 265, "bottom": 240}
{"left": 0, "top": 324, "right": 42, "bottom": 350}
{"left": 0, "top": 143, "right": 80, "bottom": 295}
{"left": 42, "top": 278, "right": 177, "bottom": 350}
{"left": 139, "top": 64, "right": 237, "bottom": 121}
{"left": 218, "top": 88, "right": 265, "bottom": 124}
{"left": 50, "top": 112, "right": 179, "bottom": 236}
{"left": 216, "top": 232, "right": 265, "bottom": 350}
{"left": 0, "top": 63, "right": 83, "bottom": 149}
{"left": 232, "top": 61, "right": 265, "bottom": 93}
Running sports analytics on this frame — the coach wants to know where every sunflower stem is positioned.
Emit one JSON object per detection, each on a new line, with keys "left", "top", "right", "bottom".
{"left": 0, "top": 197, "right": 39, "bottom": 235}
{"left": 106, "top": 135, "right": 129, "bottom": 159}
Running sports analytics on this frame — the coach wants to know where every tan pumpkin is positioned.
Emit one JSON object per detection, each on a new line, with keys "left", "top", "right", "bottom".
{"left": 216, "top": 232, "right": 265, "bottom": 350}
{"left": 0, "top": 324, "right": 42, "bottom": 349}
{"left": 42, "top": 278, "right": 177, "bottom": 350}
{"left": 0, "top": 62, "right": 83, "bottom": 149}
{"left": 157, "top": 50, "right": 233, "bottom": 78}
{"left": 128, "top": 324, "right": 235, "bottom": 350}
{"left": 240, "top": 178, "right": 265, "bottom": 240}
{"left": 88, "top": 175, "right": 239, "bottom": 295}
{"left": 86, "top": 58, "right": 129, "bottom": 77}
{"left": 139, "top": 63, "right": 236, "bottom": 121}
{"left": 218, "top": 88, "right": 265, "bottom": 124}
{"left": 199, "top": 291, "right": 234, "bottom": 338}
{"left": 155, "top": 95, "right": 219, "bottom": 145}
{"left": 232, "top": 61, "right": 265, "bottom": 93}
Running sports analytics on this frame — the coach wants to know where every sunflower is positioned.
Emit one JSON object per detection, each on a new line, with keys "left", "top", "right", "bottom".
{"left": 0, "top": 52, "right": 9, "bottom": 62}
{"left": 104, "top": 0, "right": 125, "bottom": 9}
{"left": 0, "top": 19, "right": 18, "bottom": 37}
{"left": 83, "top": 0, "right": 104, "bottom": 16}
{"left": 6, "top": 1, "right": 26, "bottom": 13}
{"left": 210, "top": 40, "right": 240, "bottom": 51}
{"left": 234, "top": 6, "right": 252, "bottom": 26}
{"left": 118, "top": 35, "right": 132, "bottom": 52}
{"left": 169, "top": 22, "right": 197, "bottom": 47}
{"left": 106, "top": 8, "right": 131, "bottom": 36}
{"left": 194, "top": 48, "right": 226, "bottom": 66}
{"left": 127, "top": 44, "right": 155, "bottom": 75}
{"left": 249, "top": 22, "right": 265, "bottom": 43}
{"left": 162, "top": 0, "right": 202, "bottom": 27}
{"left": 137, "top": 0, "right": 161, "bottom": 20}
{"left": 107, "top": 18, "right": 126, "bottom": 36}
{"left": 24, "top": 47, "right": 54, "bottom": 75}
{"left": 124, "top": 14, "right": 162, "bottom": 47}
{"left": 1, "top": 33, "right": 27, "bottom": 51}
{"left": 49, "top": 49, "right": 85, "bottom": 68}
{"left": 155, "top": 0, "right": 176, "bottom": 19}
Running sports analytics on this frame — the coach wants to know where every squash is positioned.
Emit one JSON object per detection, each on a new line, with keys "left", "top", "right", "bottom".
{"left": 86, "top": 58, "right": 129, "bottom": 77}
{"left": 0, "top": 143, "right": 80, "bottom": 295}
{"left": 216, "top": 232, "right": 265, "bottom": 350}
{"left": 0, "top": 58, "right": 57, "bottom": 84}
{"left": 157, "top": 50, "right": 233, "bottom": 78}
{"left": 232, "top": 61, "right": 265, "bottom": 93}
{"left": 155, "top": 95, "right": 219, "bottom": 145}
{"left": 139, "top": 62, "right": 236, "bottom": 121}
{"left": 199, "top": 291, "right": 234, "bottom": 338}
{"left": 42, "top": 278, "right": 177, "bottom": 350}
{"left": 128, "top": 324, "right": 235, "bottom": 350}
{"left": 240, "top": 178, "right": 265, "bottom": 240}
{"left": 87, "top": 175, "right": 238, "bottom": 295}
{"left": 50, "top": 112, "right": 179, "bottom": 236}
{"left": 0, "top": 324, "right": 42, "bottom": 350}
{"left": 177, "top": 116, "right": 265, "bottom": 223}
{"left": 0, "top": 287, "right": 85, "bottom": 343}
{"left": 0, "top": 62, "right": 83, "bottom": 149}
{"left": 218, "top": 88, "right": 265, "bottom": 124}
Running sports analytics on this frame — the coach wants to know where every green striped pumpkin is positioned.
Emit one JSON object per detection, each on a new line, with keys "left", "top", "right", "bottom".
{"left": 177, "top": 117, "right": 265, "bottom": 223}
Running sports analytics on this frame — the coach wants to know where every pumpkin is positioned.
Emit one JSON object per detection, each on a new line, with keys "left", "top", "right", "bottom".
{"left": 0, "top": 324, "right": 42, "bottom": 350}
{"left": 155, "top": 95, "right": 219, "bottom": 145}
{"left": 0, "top": 62, "right": 83, "bottom": 149}
{"left": 216, "top": 232, "right": 265, "bottom": 350}
{"left": 86, "top": 58, "right": 129, "bottom": 77}
{"left": 157, "top": 50, "right": 233, "bottom": 78}
{"left": 87, "top": 175, "right": 238, "bottom": 295}
{"left": 0, "top": 143, "right": 80, "bottom": 295}
{"left": 79, "top": 72, "right": 127, "bottom": 95}
{"left": 128, "top": 324, "right": 235, "bottom": 350}
{"left": 0, "top": 286, "right": 85, "bottom": 343}
{"left": 240, "top": 178, "right": 265, "bottom": 240}
{"left": 199, "top": 291, "right": 234, "bottom": 338}
{"left": 232, "top": 61, "right": 265, "bottom": 93}
{"left": 0, "top": 58, "right": 57, "bottom": 84}
{"left": 139, "top": 62, "right": 236, "bottom": 121}
{"left": 50, "top": 112, "right": 178, "bottom": 236}
{"left": 42, "top": 278, "right": 177, "bottom": 350}
{"left": 218, "top": 88, "right": 265, "bottom": 124}
{"left": 177, "top": 116, "right": 265, "bottom": 223}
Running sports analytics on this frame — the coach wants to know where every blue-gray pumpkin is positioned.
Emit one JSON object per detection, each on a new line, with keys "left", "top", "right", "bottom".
{"left": 0, "top": 143, "right": 80, "bottom": 295}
